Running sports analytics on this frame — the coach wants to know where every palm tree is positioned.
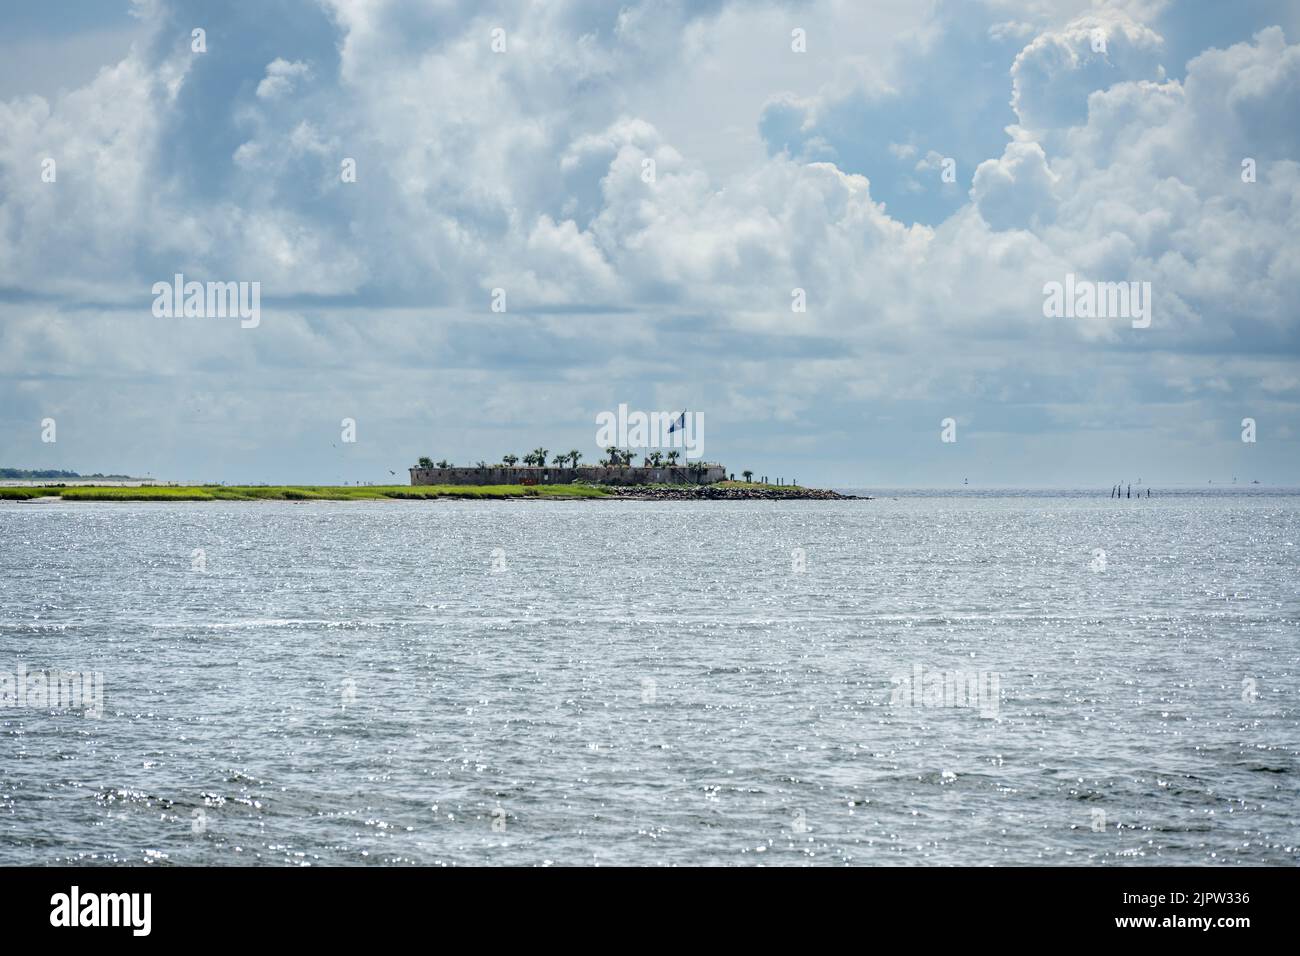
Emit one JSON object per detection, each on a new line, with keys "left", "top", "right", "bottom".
{"left": 742, "top": 470, "right": 753, "bottom": 482}
{"left": 649, "top": 451, "right": 664, "bottom": 467}
{"left": 532, "top": 447, "right": 549, "bottom": 469}
{"left": 568, "top": 450, "right": 582, "bottom": 468}
{"left": 503, "top": 454, "right": 519, "bottom": 466}
{"left": 605, "top": 446, "right": 619, "bottom": 466}
{"left": 476, "top": 460, "right": 488, "bottom": 471}
{"left": 666, "top": 450, "right": 679, "bottom": 466}
{"left": 621, "top": 448, "right": 635, "bottom": 467}
{"left": 436, "top": 459, "right": 451, "bottom": 469}
{"left": 552, "top": 453, "right": 568, "bottom": 466}
{"left": 417, "top": 456, "right": 434, "bottom": 469}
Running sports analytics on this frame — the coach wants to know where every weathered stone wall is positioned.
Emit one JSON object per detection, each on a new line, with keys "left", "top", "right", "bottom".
{"left": 409, "top": 464, "right": 728, "bottom": 486}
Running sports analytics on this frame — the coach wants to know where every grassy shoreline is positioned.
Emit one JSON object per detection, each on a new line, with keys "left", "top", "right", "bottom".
{"left": 1, "top": 481, "right": 854, "bottom": 502}
{"left": 1, "top": 484, "right": 610, "bottom": 501}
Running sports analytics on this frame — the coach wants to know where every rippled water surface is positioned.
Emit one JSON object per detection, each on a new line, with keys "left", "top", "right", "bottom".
{"left": 1, "top": 491, "right": 1298, "bottom": 865}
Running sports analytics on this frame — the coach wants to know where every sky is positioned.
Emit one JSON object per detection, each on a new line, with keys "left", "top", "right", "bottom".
{"left": 0, "top": 0, "right": 1297, "bottom": 487}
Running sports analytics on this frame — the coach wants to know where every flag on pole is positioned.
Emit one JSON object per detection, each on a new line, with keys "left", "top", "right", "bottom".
{"left": 667, "top": 411, "right": 686, "bottom": 434}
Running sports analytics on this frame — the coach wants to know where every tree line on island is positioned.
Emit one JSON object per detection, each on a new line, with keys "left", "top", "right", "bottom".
{"left": 414, "top": 450, "right": 756, "bottom": 483}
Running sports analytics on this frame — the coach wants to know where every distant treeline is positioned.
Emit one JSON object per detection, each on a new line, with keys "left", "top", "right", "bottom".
{"left": 0, "top": 468, "right": 134, "bottom": 480}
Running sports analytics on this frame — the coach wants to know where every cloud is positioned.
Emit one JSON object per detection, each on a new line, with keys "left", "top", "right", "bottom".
{"left": 0, "top": 48, "right": 187, "bottom": 294}
{"left": 255, "top": 58, "right": 311, "bottom": 100}
{"left": 971, "top": 140, "right": 1060, "bottom": 230}
{"left": 1009, "top": 12, "right": 1167, "bottom": 135}
{"left": 0, "top": 1, "right": 1297, "bottom": 484}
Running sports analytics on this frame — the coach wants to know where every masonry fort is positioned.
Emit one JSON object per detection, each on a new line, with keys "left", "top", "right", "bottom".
{"left": 408, "top": 452, "right": 861, "bottom": 500}
{"left": 412, "top": 454, "right": 725, "bottom": 487}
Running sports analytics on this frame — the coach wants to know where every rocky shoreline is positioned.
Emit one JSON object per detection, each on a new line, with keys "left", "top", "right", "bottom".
{"left": 603, "top": 485, "right": 865, "bottom": 501}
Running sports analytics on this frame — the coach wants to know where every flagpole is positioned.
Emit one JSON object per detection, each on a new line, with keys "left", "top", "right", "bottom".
{"left": 685, "top": 410, "right": 692, "bottom": 485}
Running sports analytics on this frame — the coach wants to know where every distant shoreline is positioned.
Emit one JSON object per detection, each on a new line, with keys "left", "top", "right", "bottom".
{"left": 0, "top": 473, "right": 142, "bottom": 484}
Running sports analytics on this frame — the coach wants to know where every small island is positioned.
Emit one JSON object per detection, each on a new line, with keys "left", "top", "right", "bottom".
{"left": 407, "top": 448, "right": 858, "bottom": 498}
{"left": 1, "top": 481, "right": 858, "bottom": 502}
{"left": 0, "top": 449, "right": 862, "bottom": 501}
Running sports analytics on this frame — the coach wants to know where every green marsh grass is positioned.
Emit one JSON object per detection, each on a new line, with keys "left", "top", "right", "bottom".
{"left": 0, "top": 487, "right": 53, "bottom": 500}
{"left": 28, "top": 484, "right": 609, "bottom": 502}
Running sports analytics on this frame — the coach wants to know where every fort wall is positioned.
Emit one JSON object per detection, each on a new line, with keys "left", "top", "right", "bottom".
{"left": 409, "top": 464, "right": 728, "bottom": 486}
